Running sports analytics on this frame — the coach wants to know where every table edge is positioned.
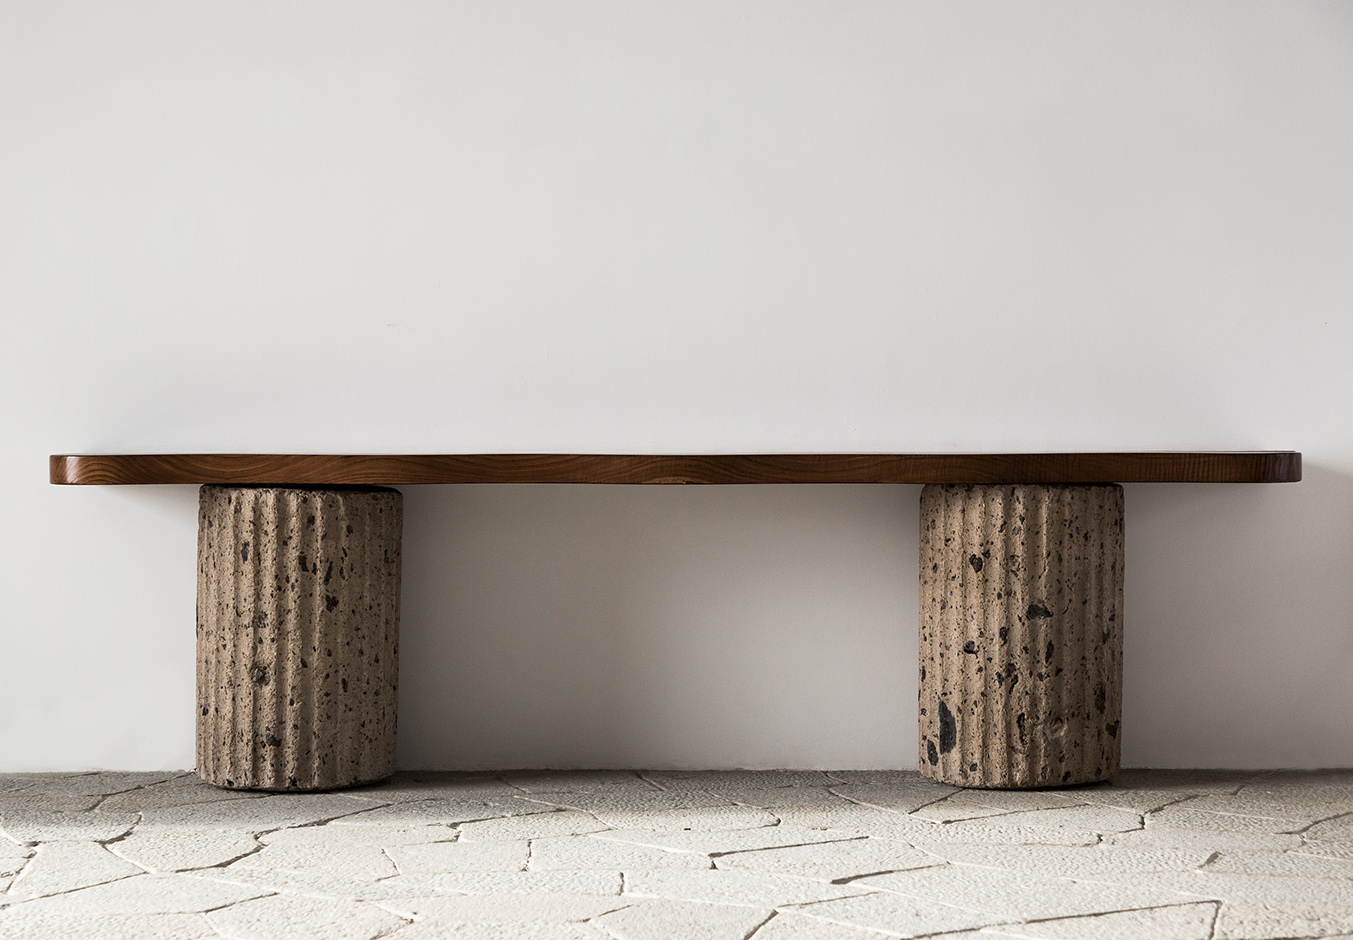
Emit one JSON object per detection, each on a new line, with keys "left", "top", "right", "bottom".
{"left": 49, "top": 452, "right": 1303, "bottom": 486}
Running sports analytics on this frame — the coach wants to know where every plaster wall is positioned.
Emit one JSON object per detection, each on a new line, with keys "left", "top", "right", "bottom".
{"left": 2, "top": 1, "right": 1350, "bottom": 771}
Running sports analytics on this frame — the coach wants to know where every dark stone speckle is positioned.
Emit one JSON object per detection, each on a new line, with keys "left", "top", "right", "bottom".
{"left": 938, "top": 699, "right": 956, "bottom": 754}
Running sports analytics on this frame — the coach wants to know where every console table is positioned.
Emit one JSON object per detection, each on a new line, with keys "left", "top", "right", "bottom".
{"left": 51, "top": 452, "right": 1300, "bottom": 792}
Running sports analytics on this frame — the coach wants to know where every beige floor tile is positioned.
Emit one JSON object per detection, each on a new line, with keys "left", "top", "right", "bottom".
{"left": 594, "top": 898, "right": 772, "bottom": 939}
{"left": 8, "top": 872, "right": 270, "bottom": 914}
{"left": 529, "top": 835, "right": 713, "bottom": 871}
{"left": 716, "top": 839, "right": 940, "bottom": 882}
{"left": 387, "top": 840, "right": 528, "bottom": 874}
{"left": 8, "top": 841, "right": 143, "bottom": 898}
{"left": 982, "top": 901, "right": 1219, "bottom": 940}
{"left": 0, "top": 910, "right": 220, "bottom": 940}
{"left": 206, "top": 894, "right": 408, "bottom": 940}
{"left": 112, "top": 828, "right": 261, "bottom": 872}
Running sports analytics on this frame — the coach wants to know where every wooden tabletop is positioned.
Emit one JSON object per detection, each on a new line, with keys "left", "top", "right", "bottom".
{"left": 50, "top": 452, "right": 1301, "bottom": 486}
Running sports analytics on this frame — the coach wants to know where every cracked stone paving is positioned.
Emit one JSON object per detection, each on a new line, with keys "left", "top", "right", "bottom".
{"left": 2, "top": 769, "right": 1353, "bottom": 939}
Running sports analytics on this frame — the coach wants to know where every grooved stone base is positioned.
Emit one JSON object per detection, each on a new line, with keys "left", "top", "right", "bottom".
{"left": 918, "top": 484, "right": 1124, "bottom": 788}
{"left": 196, "top": 485, "right": 402, "bottom": 791}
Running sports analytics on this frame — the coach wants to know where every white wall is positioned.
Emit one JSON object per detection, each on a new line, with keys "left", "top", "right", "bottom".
{"left": 2, "top": 1, "right": 1350, "bottom": 772}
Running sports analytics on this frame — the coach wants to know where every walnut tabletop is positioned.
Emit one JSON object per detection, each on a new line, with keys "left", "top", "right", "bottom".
{"left": 50, "top": 452, "right": 1301, "bottom": 486}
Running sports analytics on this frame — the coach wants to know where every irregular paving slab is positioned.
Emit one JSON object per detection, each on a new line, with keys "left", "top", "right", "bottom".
{"left": 457, "top": 811, "right": 608, "bottom": 841}
{"left": 594, "top": 898, "right": 772, "bottom": 939}
{"left": 968, "top": 804, "right": 1143, "bottom": 833}
{"left": 232, "top": 842, "right": 399, "bottom": 880}
{"left": 908, "top": 803, "right": 1013, "bottom": 824}
{"left": 206, "top": 893, "right": 408, "bottom": 940}
{"left": 1306, "top": 815, "right": 1353, "bottom": 843}
{"left": 624, "top": 868, "right": 870, "bottom": 907}
{"left": 716, "top": 839, "right": 941, "bottom": 882}
{"left": 649, "top": 770, "right": 841, "bottom": 792}
{"left": 194, "top": 866, "right": 406, "bottom": 901}
{"left": 831, "top": 782, "right": 961, "bottom": 815}
{"left": 595, "top": 825, "right": 859, "bottom": 856}
{"left": 0, "top": 790, "right": 102, "bottom": 813}
{"left": 0, "top": 840, "right": 31, "bottom": 879}
{"left": 913, "top": 843, "right": 1214, "bottom": 879}
{"left": 0, "top": 776, "right": 41, "bottom": 793}
{"left": 386, "top": 839, "right": 528, "bottom": 874}
{"left": 982, "top": 901, "right": 1219, "bottom": 939}
{"left": 771, "top": 802, "right": 946, "bottom": 835}
{"left": 1066, "top": 785, "right": 1198, "bottom": 815}
{"left": 348, "top": 772, "right": 521, "bottom": 802}
{"left": 1206, "top": 850, "right": 1353, "bottom": 880}
{"left": 98, "top": 775, "right": 267, "bottom": 813}
{"left": 1108, "top": 770, "right": 1257, "bottom": 794}
{"left": 0, "top": 910, "right": 221, "bottom": 940}
{"left": 528, "top": 836, "right": 713, "bottom": 871}
{"left": 8, "top": 841, "right": 144, "bottom": 898}
{"left": 0, "top": 810, "right": 139, "bottom": 844}
{"left": 522, "top": 790, "right": 733, "bottom": 814}
{"left": 261, "top": 823, "right": 458, "bottom": 847}
{"left": 772, "top": 805, "right": 1098, "bottom": 847}
{"left": 378, "top": 893, "right": 630, "bottom": 923}
{"left": 1296, "top": 841, "right": 1353, "bottom": 860}
{"left": 522, "top": 790, "right": 777, "bottom": 831}
{"left": 877, "top": 820, "right": 1102, "bottom": 848}
{"left": 504, "top": 771, "right": 658, "bottom": 793}
{"left": 0, "top": 772, "right": 180, "bottom": 802}
{"left": 1104, "top": 828, "right": 1303, "bottom": 853}
{"left": 782, "top": 890, "right": 1006, "bottom": 936}
{"left": 919, "top": 789, "right": 1086, "bottom": 815}
{"left": 752, "top": 910, "right": 905, "bottom": 939}
{"left": 1213, "top": 901, "right": 1353, "bottom": 940}
{"left": 853, "top": 866, "right": 1201, "bottom": 921}
{"left": 388, "top": 920, "right": 612, "bottom": 940}
{"left": 1081, "top": 869, "right": 1353, "bottom": 909}
{"left": 1145, "top": 802, "right": 1311, "bottom": 834}
{"left": 586, "top": 804, "right": 779, "bottom": 832}
{"left": 330, "top": 797, "right": 549, "bottom": 827}
{"left": 111, "top": 829, "right": 261, "bottom": 872}
{"left": 380, "top": 869, "right": 621, "bottom": 896}
{"left": 9, "top": 872, "right": 270, "bottom": 914}
{"left": 1243, "top": 772, "right": 1353, "bottom": 803}
{"left": 138, "top": 793, "right": 385, "bottom": 831}
{"left": 1172, "top": 792, "right": 1353, "bottom": 826}
{"left": 700, "top": 786, "right": 874, "bottom": 810}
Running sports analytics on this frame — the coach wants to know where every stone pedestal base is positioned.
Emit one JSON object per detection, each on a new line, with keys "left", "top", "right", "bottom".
{"left": 196, "top": 485, "right": 402, "bottom": 791}
{"left": 918, "top": 484, "right": 1124, "bottom": 788}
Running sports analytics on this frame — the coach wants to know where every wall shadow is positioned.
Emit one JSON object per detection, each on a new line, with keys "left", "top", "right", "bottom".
{"left": 1122, "top": 463, "right": 1353, "bottom": 769}
{"left": 396, "top": 484, "right": 919, "bottom": 770}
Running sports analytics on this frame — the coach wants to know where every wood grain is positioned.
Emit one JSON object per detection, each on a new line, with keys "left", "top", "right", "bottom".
{"left": 50, "top": 452, "right": 1302, "bottom": 486}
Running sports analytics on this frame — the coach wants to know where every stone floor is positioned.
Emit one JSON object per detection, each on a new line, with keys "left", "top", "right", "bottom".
{"left": 2, "top": 770, "right": 1353, "bottom": 939}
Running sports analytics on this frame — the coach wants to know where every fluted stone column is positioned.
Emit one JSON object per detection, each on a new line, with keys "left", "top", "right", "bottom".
{"left": 196, "top": 485, "right": 402, "bottom": 791}
{"left": 918, "top": 484, "right": 1124, "bottom": 788}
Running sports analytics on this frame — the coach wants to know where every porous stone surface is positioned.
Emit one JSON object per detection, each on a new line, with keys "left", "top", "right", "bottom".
{"left": 0, "top": 769, "right": 1351, "bottom": 938}
{"left": 919, "top": 483, "right": 1124, "bottom": 788}
{"left": 196, "top": 485, "right": 403, "bottom": 791}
